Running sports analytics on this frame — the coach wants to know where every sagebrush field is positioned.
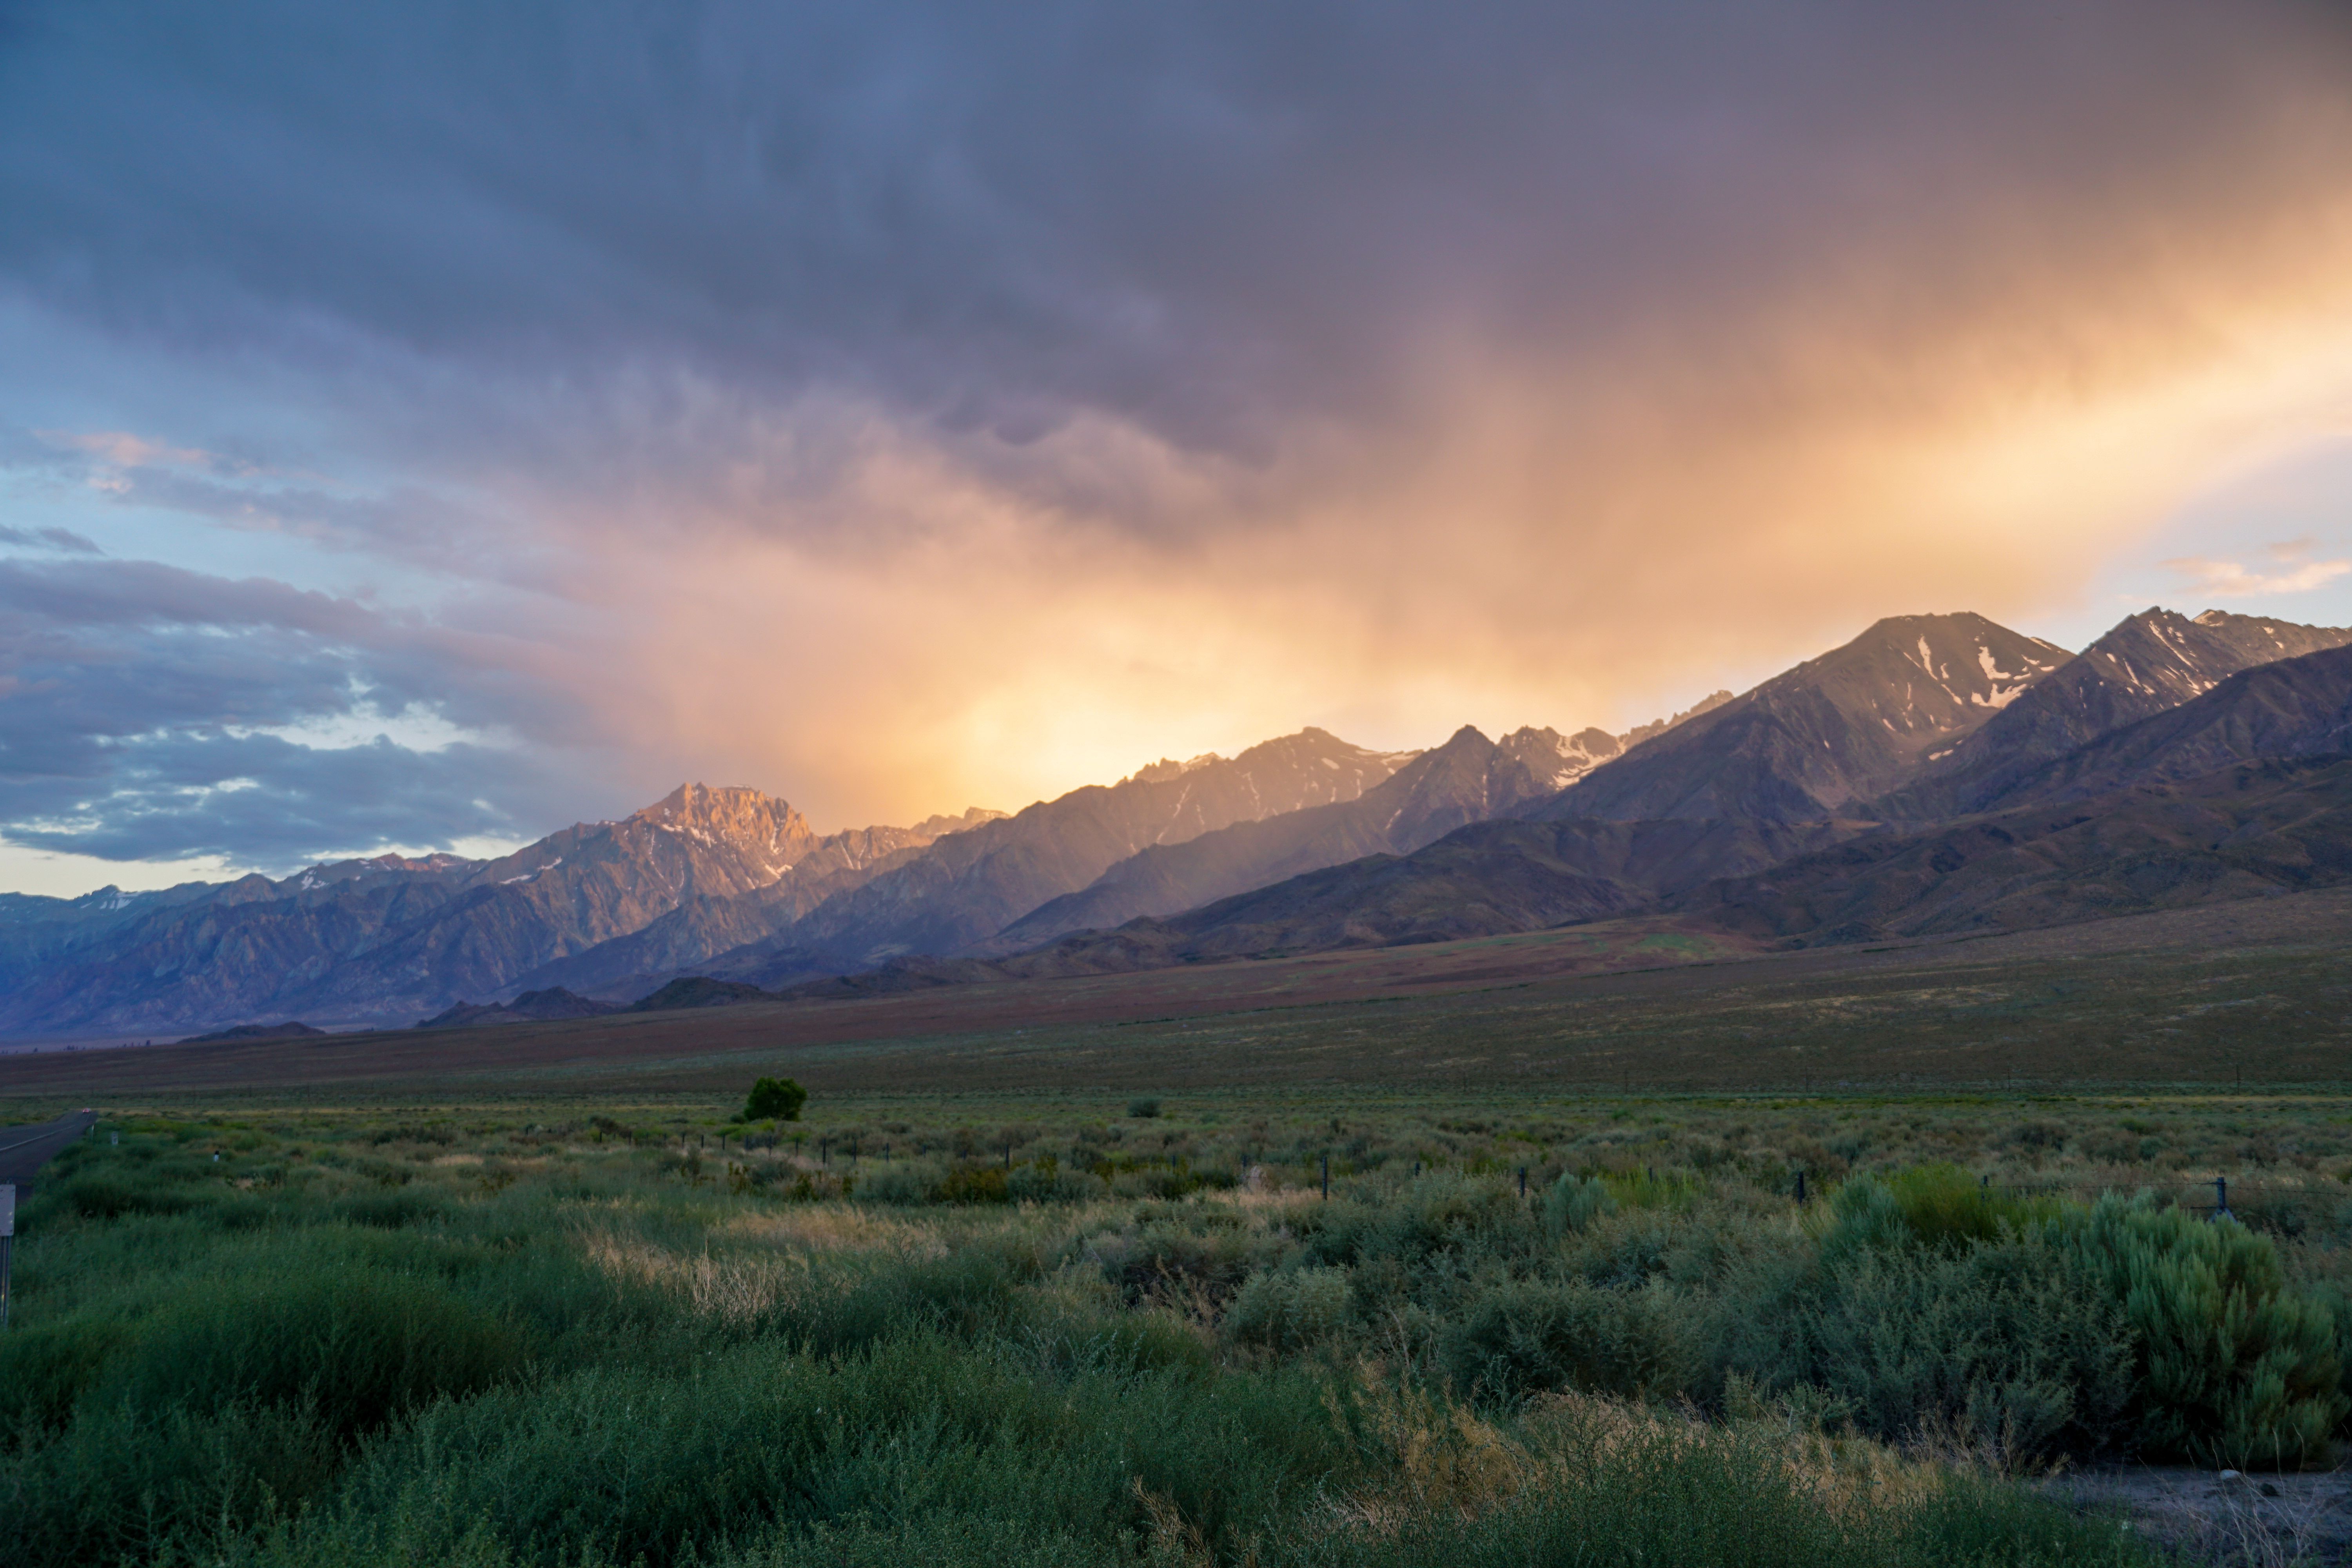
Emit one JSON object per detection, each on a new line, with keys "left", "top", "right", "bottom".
{"left": 7, "top": 1086, "right": 2351, "bottom": 1566}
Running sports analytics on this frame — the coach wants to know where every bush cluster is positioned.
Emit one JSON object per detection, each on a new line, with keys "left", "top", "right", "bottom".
{"left": 8, "top": 1097, "right": 2348, "bottom": 1568}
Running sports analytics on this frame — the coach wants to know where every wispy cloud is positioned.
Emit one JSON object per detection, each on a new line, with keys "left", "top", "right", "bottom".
{"left": 0, "top": 525, "right": 102, "bottom": 554}
{"left": 2164, "top": 544, "right": 2352, "bottom": 597}
{"left": 34, "top": 429, "right": 218, "bottom": 470}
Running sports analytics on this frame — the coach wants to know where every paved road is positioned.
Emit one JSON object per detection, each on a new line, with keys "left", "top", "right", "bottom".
{"left": 0, "top": 1109, "right": 97, "bottom": 1194}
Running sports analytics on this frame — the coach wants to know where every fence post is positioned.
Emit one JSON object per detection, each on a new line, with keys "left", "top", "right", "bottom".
{"left": 1519, "top": 1166, "right": 1528, "bottom": 1200}
{"left": 1795, "top": 1170, "right": 1808, "bottom": 1205}
{"left": 2214, "top": 1176, "right": 2231, "bottom": 1221}
{"left": 1321, "top": 1154, "right": 1330, "bottom": 1201}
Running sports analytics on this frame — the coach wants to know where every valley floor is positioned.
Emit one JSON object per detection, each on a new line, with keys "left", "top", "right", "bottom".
{"left": 3, "top": 884, "right": 2348, "bottom": 1102}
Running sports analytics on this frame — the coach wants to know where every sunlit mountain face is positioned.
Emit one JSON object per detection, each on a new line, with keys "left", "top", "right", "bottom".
{"left": 9, "top": 598, "right": 2351, "bottom": 1038}
{"left": 7, "top": 2, "right": 2352, "bottom": 902}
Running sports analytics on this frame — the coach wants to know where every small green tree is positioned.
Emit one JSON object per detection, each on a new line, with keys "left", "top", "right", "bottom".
{"left": 743, "top": 1076, "right": 806, "bottom": 1122}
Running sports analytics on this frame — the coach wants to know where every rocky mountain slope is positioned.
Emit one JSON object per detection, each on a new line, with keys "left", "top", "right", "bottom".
{"left": 1935, "top": 639, "right": 2352, "bottom": 810}
{"left": 1877, "top": 609, "right": 2352, "bottom": 820}
{"left": 986, "top": 815, "right": 1854, "bottom": 972}
{"left": 502, "top": 809, "right": 998, "bottom": 996}
{"left": 974, "top": 726, "right": 1598, "bottom": 954}
{"left": 0, "top": 786, "right": 957, "bottom": 1034}
{"left": 1671, "top": 755, "right": 2352, "bottom": 947}
{"left": 1539, "top": 613, "right": 2071, "bottom": 824}
{"left": 875, "top": 612, "right": 2352, "bottom": 987}
{"left": 690, "top": 729, "right": 1417, "bottom": 988}
{"left": 999, "top": 617, "right": 2352, "bottom": 975}
{"left": 16, "top": 602, "right": 2352, "bottom": 1036}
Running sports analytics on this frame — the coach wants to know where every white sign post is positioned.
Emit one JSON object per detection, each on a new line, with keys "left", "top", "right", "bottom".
{"left": 0, "top": 1183, "right": 14, "bottom": 1330}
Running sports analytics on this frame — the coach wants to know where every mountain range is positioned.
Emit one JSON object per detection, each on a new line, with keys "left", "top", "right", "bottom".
{"left": 5, "top": 604, "right": 2351, "bottom": 1038}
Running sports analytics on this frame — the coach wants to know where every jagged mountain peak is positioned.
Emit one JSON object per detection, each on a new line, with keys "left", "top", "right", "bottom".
{"left": 1619, "top": 691, "right": 1736, "bottom": 750}
{"left": 1123, "top": 753, "right": 1223, "bottom": 785}
{"left": 1498, "top": 726, "right": 1623, "bottom": 791}
{"left": 1230, "top": 726, "right": 1421, "bottom": 773}
{"left": 945, "top": 720, "right": 1571, "bottom": 959}
{"left": 631, "top": 782, "right": 808, "bottom": 845}
{"left": 608, "top": 783, "right": 821, "bottom": 882}
{"left": 1120, "top": 728, "right": 1419, "bottom": 790}
{"left": 1544, "top": 612, "right": 2070, "bottom": 823}
{"left": 1882, "top": 605, "right": 2352, "bottom": 819}
{"left": 906, "top": 806, "right": 1006, "bottom": 838}
{"left": 1804, "top": 611, "right": 2066, "bottom": 699}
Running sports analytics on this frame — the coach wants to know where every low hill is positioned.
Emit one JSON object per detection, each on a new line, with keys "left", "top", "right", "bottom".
{"left": 416, "top": 987, "right": 617, "bottom": 1029}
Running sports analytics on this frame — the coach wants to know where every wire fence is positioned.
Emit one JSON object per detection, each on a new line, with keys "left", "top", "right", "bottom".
{"left": 1966, "top": 1175, "right": 2342, "bottom": 1224}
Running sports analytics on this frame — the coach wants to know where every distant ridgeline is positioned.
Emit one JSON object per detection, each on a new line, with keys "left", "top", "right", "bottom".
{"left": 7, "top": 607, "right": 2352, "bottom": 1040}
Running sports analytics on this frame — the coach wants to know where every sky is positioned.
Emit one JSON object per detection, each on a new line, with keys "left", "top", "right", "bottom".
{"left": 7, "top": 1, "right": 2352, "bottom": 898}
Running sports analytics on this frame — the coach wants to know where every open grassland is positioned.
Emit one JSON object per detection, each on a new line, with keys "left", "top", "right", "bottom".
{"left": 6, "top": 1089, "right": 2352, "bottom": 1565}
{"left": 5, "top": 886, "right": 2350, "bottom": 1102}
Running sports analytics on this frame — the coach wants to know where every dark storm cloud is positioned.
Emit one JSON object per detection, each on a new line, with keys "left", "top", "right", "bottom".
{"left": 0, "top": 559, "right": 599, "bottom": 866}
{"left": 5, "top": 1, "right": 2344, "bottom": 484}
{"left": 4, "top": 0, "right": 2352, "bottom": 872}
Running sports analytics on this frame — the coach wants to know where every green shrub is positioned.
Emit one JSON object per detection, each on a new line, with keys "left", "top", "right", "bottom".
{"left": 1007, "top": 1154, "right": 1102, "bottom": 1203}
{"left": 3, "top": 1398, "right": 341, "bottom": 1566}
{"left": 1226, "top": 1266, "right": 1352, "bottom": 1352}
{"left": 89, "top": 1266, "right": 527, "bottom": 1441}
{"left": 1441, "top": 1279, "right": 1691, "bottom": 1403}
{"left": 259, "top": 1333, "right": 1364, "bottom": 1568}
{"left": 1305, "top": 1174, "right": 1537, "bottom": 1270}
{"left": 1722, "top": 1236, "right": 2134, "bottom": 1461}
{"left": 2054, "top": 1196, "right": 2347, "bottom": 1467}
{"left": 42, "top": 1171, "right": 204, "bottom": 1221}
{"left": 1268, "top": 1403, "right": 2162, "bottom": 1568}
{"left": 1543, "top": 1172, "right": 1618, "bottom": 1236}
{"left": 1880, "top": 1165, "right": 2061, "bottom": 1249}
{"left": 1106, "top": 1222, "right": 1258, "bottom": 1308}
{"left": 938, "top": 1163, "right": 1013, "bottom": 1204}
{"left": 330, "top": 1189, "right": 445, "bottom": 1229}
{"left": 1599, "top": 1167, "right": 1706, "bottom": 1212}
{"left": 1126, "top": 1097, "right": 1162, "bottom": 1119}
{"left": 0, "top": 1316, "right": 128, "bottom": 1433}
{"left": 855, "top": 1162, "right": 940, "bottom": 1205}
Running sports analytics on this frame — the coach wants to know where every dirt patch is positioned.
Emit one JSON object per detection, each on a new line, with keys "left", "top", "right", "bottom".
{"left": 2044, "top": 1465, "right": 2352, "bottom": 1565}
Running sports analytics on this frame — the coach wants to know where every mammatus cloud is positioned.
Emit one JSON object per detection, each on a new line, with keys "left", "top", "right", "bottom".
{"left": 7, "top": 1, "right": 2352, "bottom": 870}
